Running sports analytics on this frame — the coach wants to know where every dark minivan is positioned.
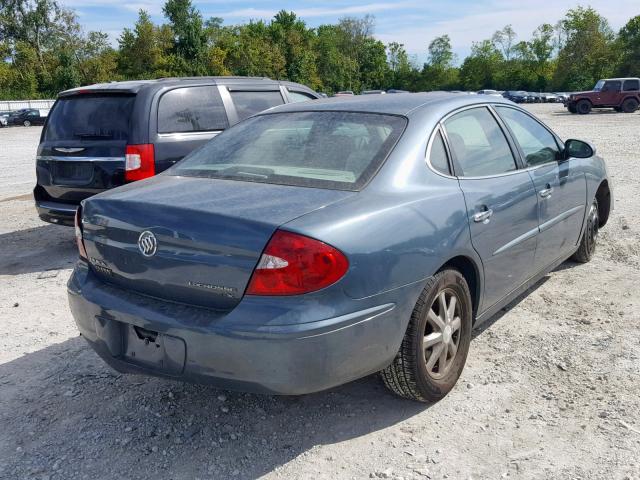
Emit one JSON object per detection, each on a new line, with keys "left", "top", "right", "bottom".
{"left": 35, "top": 76, "right": 320, "bottom": 225}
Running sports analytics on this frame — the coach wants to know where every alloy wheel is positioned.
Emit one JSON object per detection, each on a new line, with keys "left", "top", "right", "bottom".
{"left": 423, "top": 289, "right": 462, "bottom": 380}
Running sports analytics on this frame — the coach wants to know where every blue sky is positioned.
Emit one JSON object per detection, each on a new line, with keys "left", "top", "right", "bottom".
{"left": 64, "top": 0, "right": 635, "bottom": 63}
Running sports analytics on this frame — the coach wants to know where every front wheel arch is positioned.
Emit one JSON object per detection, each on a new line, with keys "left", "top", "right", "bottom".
{"left": 595, "top": 180, "right": 611, "bottom": 227}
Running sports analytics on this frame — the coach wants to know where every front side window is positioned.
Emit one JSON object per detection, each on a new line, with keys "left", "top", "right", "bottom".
{"left": 229, "top": 90, "right": 284, "bottom": 120}
{"left": 170, "top": 111, "right": 406, "bottom": 191}
{"left": 158, "top": 86, "right": 228, "bottom": 134}
{"left": 495, "top": 107, "right": 560, "bottom": 167}
{"left": 443, "top": 107, "right": 516, "bottom": 177}
{"left": 602, "top": 81, "right": 621, "bottom": 92}
{"left": 623, "top": 79, "right": 640, "bottom": 91}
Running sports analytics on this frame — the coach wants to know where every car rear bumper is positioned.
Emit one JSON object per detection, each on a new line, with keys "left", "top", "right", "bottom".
{"left": 35, "top": 197, "right": 77, "bottom": 226}
{"left": 67, "top": 262, "right": 413, "bottom": 395}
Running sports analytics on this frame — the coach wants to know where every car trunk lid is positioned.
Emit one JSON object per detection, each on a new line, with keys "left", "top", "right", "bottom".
{"left": 81, "top": 175, "right": 353, "bottom": 310}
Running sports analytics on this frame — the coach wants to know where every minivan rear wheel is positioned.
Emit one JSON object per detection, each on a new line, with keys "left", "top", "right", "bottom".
{"left": 381, "top": 269, "right": 472, "bottom": 402}
{"left": 576, "top": 100, "right": 592, "bottom": 115}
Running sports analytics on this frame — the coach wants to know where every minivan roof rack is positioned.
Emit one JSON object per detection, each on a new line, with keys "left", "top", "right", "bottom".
{"left": 155, "top": 76, "right": 272, "bottom": 81}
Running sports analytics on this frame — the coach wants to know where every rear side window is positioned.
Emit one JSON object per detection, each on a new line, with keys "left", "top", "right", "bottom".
{"left": 429, "top": 130, "right": 451, "bottom": 175}
{"left": 44, "top": 94, "right": 135, "bottom": 141}
{"left": 444, "top": 107, "right": 516, "bottom": 177}
{"left": 287, "top": 90, "right": 316, "bottom": 103}
{"left": 623, "top": 79, "right": 640, "bottom": 91}
{"left": 170, "top": 111, "right": 406, "bottom": 191}
{"left": 229, "top": 90, "right": 284, "bottom": 120}
{"left": 158, "top": 86, "right": 228, "bottom": 133}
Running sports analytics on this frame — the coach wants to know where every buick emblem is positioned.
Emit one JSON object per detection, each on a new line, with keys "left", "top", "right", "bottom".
{"left": 138, "top": 230, "right": 157, "bottom": 257}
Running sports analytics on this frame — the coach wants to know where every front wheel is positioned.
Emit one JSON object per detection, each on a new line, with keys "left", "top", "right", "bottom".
{"left": 381, "top": 269, "right": 472, "bottom": 402}
{"left": 576, "top": 100, "right": 592, "bottom": 115}
{"left": 23, "top": 120, "right": 31, "bottom": 127}
{"left": 572, "top": 198, "right": 599, "bottom": 263}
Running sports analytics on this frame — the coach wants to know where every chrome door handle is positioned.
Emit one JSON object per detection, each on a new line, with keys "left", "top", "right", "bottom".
{"left": 539, "top": 187, "right": 554, "bottom": 199}
{"left": 473, "top": 209, "right": 493, "bottom": 223}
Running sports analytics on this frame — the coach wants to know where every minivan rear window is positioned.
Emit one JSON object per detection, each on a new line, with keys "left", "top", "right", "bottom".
{"left": 169, "top": 111, "right": 407, "bottom": 191}
{"left": 44, "top": 94, "right": 135, "bottom": 141}
{"left": 230, "top": 90, "right": 284, "bottom": 120}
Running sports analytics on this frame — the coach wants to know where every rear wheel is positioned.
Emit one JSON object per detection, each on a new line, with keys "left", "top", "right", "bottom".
{"left": 576, "top": 100, "right": 592, "bottom": 115}
{"left": 572, "top": 198, "right": 599, "bottom": 263}
{"left": 381, "top": 269, "right": 472, "bottom": 402}
{"left": 23, "top": 120, "right": 31, "bottom": 127}
{"left": 622, "top": 98, "right": 639, "bottom": 113}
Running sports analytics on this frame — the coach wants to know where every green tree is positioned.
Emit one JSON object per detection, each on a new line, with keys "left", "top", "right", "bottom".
{"left": 386, "top": 42, "right": 413, "bottom": 89}
{"left": 269, "top": 11, "right": 321, "bottom": 88}
{"left": 459, "top": 39, "right": 503, "bottom": 90}
{"left": 616, "top": 15, "right": 640, "bottom": 76}
{"left": 423, "top": 35, "right": 459, "bottom": 90}
{"left": 552, "top": 7, "right": 616, "bottom": 90}
{"left": 163, "top": 0, "right": 208, "bottom": 75}
{"left": 492, "top": 25, "right": 516, "bottom": 61}
{"left": 118, "top": 10, "right": 170, "bottom": 79}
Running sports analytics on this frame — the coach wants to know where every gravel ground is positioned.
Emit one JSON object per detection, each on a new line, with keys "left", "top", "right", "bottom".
{"left": 0, "top": 105, "right": 639, "bottom": 480}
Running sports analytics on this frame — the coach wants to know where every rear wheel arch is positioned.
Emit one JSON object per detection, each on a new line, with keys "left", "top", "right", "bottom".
{"left": 436, "top": 255, "right": 481, "bottom": 320}
{"left": 620, "top": 96, "right": 639, "bottom": 113}
{"left": 595, "top": 180, "right": 611, "bottom": 227}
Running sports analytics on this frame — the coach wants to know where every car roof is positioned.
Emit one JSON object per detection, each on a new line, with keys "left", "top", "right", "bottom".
{"left": 58, "top": 77, "right": 315, "bottom": 97}
{"left": 262, "top": 92, "right": 514, "bottom": 117}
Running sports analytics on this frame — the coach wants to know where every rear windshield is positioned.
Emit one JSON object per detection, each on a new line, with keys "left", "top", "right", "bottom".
{"left": 44, "top": 94, "right": 135, "bottom": 141}
{"left": 169, "top": 111, "right": 407, "bottom": 191}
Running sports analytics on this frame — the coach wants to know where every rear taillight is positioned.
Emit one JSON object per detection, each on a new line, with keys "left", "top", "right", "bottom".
{"left": 246, "top": 230, "right": 349, "bottom": 296}
{"left": 74, "top": 207, "right": 88, "bottom": 261}
{"left": 125, "top": 144, "right": 155, "bottom": 181}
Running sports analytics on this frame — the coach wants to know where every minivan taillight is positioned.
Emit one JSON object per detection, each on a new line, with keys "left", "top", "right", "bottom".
{"left": 125, "top": 144, "right": 155, "bottom": 181}
{"left": 246, "top": 230, "right": 349, "bottom": 296}
{"left": 74, "top": 207, "right": 88, "bottom": 261}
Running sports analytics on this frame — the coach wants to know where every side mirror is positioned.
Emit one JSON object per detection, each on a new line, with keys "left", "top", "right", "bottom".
{"left": 564, "top": 139, "right": 594, "bottom": 159}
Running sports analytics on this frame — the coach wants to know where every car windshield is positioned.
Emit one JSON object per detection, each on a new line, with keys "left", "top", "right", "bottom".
{"left": 593, "top": 80, "right": 605, "bottom": 91}
{"left": 169, "top": 111, "right": 406, "bottom": 191}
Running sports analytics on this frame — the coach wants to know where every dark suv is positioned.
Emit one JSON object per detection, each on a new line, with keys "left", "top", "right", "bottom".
{"left": 34, "top": 77, "right": 320, "bottom": 225}
{"left": 566, "top": 78, "right": 640, "bottom": 114}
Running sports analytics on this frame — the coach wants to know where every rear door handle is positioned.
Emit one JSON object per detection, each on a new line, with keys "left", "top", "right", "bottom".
{"left": 473, "top": 209, "right": 493, "bottom": 223}
{"left": 539, "top": 187, "right": 554, "bottom": 199}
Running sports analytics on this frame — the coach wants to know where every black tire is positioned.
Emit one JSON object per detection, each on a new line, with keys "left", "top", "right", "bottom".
{"left": 621, "top": 98, "right": 639, "bottom": 113}
{"left": 576, "top": 100, "right": 592, "bottom": 115}
{"left": 614, "top": 107, "right": 623, "bottom": 112}
{"left": 381, "top": 269, "right": 472, "bottom": 402}
{"left": 23, "top": 120, "right": 31, "bottom": 127}
{"left": 568, "top": 104, "right": 577, "bottom": 114}
{"left": 572, "top": 198, "right": 599, "bottom": 263}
